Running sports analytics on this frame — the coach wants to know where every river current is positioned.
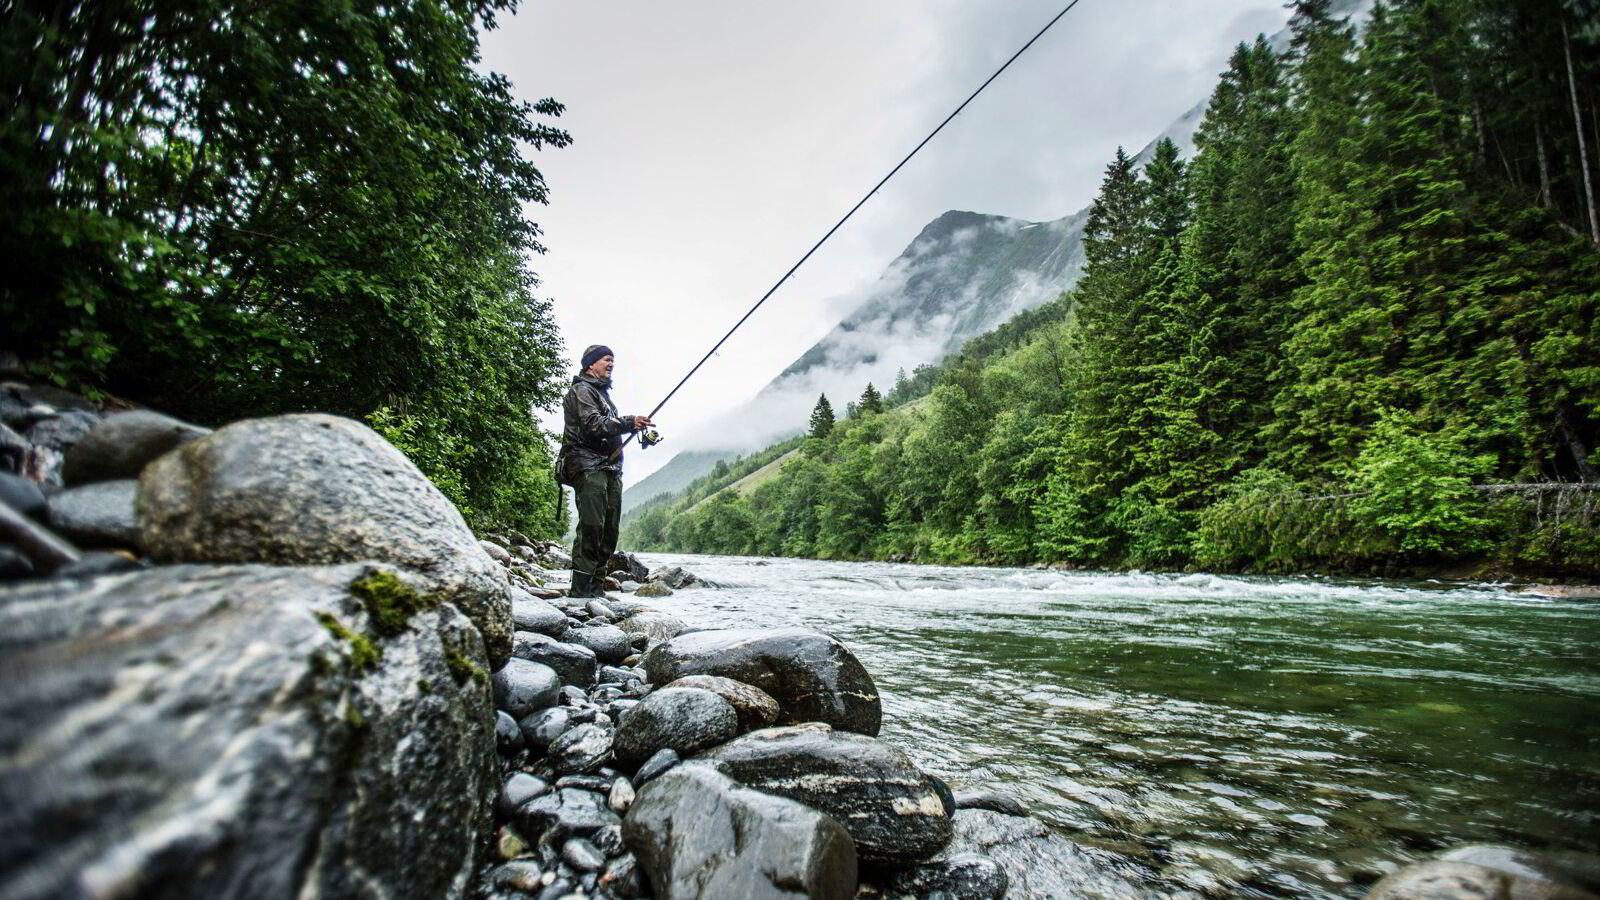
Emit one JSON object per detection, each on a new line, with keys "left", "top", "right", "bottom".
{"left": 630, "top": 553, "right": 1599, "bottom": 898}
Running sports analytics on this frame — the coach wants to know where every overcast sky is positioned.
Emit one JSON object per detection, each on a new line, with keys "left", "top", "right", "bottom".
{"left": 479, "top": 0, "right": 1288, "bottom": 481}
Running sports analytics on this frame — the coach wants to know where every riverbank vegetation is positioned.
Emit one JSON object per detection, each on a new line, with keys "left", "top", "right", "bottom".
{"left": 627, "top": 0, "right": 1600, "bottom": 577}
{"left": 2, "top": 0, "right": 568, "bottom": 534}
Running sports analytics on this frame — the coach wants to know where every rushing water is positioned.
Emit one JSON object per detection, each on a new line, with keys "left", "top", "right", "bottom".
{"left": 631, "top": 553, "right": 1600, "bottom": 898}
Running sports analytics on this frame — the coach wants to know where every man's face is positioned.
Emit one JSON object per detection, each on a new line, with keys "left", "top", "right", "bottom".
{"left": 588, "top": 354, "right": 615, "bottom": 380}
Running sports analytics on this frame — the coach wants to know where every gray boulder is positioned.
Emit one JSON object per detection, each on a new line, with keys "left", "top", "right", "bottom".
{"left": 667, "top": 674, "right": 779, "bottom": 733}
{"left": 45, "top": 479, "right": 138, "bottom": 548}
{"left": 647, "top": 565, "right": 697, "bottom": 589}
{"left": 60, "top": 410, "right": 210, "bottom": 485}
{"left": 607, "top": 551, "right": 650, "bottom": 583}
{"left": 634, "top": 580, "right": 674, "bottom": 599}
{"left": 136, "top": 414, "right": 514, "bottom": 666}
{"left": 492, "top": 658, "right": 561, "bottom": 719}
{"left": 0, "top": 562, "right": 497, "bottom": 900}
{"left": 0, "top": 471, "right": 46, "bottom": 518}
{"left": 511, "top": 631, "right": 597, "bottom": 688}
{"left": 623, "top": 764, "right": 857, "bottom": 900}
{"left": 510, "top": 591, "right": 569, "bottom": 637}
{"left": 643, "top": 627, "right": 881, "bottom": 735}
{"left": 565, "top": 623, "right": 632, "bottom": 664}
{"left": 616, "top": 609, "right": 686, "bottom": 647}
{"left": 23, "top": 410, "right": 99, "bottom": 487}
{"left": 696, "top": 724, "right": 950, "bottom": 866}
{"left": 613, "top": 687, "right": 739, "bottom": 766}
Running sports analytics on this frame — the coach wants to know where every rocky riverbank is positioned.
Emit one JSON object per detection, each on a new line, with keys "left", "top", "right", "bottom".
{"left": 2, "top": 376, "right": 1596, "bottom": 900}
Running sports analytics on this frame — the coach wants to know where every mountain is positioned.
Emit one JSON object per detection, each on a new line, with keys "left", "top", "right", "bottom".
{"left": 623, "top": 0, "right": 1375, "bottom": 515}
{"left": 624, "top": 207, "right": 1086, "bottom": 512}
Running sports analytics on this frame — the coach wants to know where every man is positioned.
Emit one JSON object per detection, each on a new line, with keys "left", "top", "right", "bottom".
{"left": 562, "top": 345, "right": 652, "bottom": 599}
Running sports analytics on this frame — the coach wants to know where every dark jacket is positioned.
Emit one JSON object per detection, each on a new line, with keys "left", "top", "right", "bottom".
{"left": 562, "top": 373, "right": 635, "bottom": 477}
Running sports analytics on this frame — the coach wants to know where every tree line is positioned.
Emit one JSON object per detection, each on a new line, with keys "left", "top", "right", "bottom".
{"left": 626, "top": 0, "right": 1600, "bottom": 575}
{"left": 2, "top": 0, "right": 569, "bottom": 535}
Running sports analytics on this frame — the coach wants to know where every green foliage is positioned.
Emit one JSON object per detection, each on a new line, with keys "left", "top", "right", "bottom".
{"left": 2, "top": 0, "right": 569, "bottom": 538}
{"left": 808, "top": 394, "right": 835, "bottom": 439}
{"left": 627, "top": 0, "right": 1600, "bottom": 577}
{"left": 1347, "top": 411, "right": 1494, "bottom": 556}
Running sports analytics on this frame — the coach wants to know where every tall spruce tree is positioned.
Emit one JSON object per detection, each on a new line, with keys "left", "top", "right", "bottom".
{"left": 809, "top": 394, "right": 836, "bottom": 438}
{"left": 858, "top": 383, "right": 884, "bottom": 415}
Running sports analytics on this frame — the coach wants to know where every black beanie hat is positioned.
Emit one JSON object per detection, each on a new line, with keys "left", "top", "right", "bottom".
{"left": 581, "top": 345, "right": 614, "bottom": 369}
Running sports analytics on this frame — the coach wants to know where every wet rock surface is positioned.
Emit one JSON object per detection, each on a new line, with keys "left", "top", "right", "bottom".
{"left": 664, "top": 673, "right": 780, "bottom": 733}
{"left": 643, "top": 627, "right": 881, "bottom": 735}
{"left": 696, "top": 723, "right": 951, "bottom": 865}
{"left": 44, "top": 478, "right": 138, "bottom": 547}
{"left": 623, "top": 764, "right": 857, "bottom": 900}
{"left": 612, "top": 687, "right": 738, "bottom": 765}
{"left": 60, "top": 410, "right": 210, "bottom": 485}
{"left": 136, "top": 413, "right": 515, "bottom": 666}
{"left": 512, "top": 631, "right": 598, "bottom": 687}
{"left": 0, "top": 563, "right": 497, "bottom": 900}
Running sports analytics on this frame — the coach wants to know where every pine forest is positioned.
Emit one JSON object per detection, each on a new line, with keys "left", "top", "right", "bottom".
{"left": 626, "top": 0, "right": 1600, "bottom": 577}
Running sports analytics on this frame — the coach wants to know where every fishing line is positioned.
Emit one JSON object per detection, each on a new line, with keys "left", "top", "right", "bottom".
{"left": 615, "top": 0, "right": 1090, "bottom": 457}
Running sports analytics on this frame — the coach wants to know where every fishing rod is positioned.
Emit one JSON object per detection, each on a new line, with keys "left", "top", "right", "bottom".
{"left": 614, "top": 0, "right": 1089, "bottom": 460}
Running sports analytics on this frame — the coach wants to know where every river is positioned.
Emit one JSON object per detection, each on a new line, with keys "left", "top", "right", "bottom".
{"left": 630, "top": 553, "right": 1600, "bottom": 898}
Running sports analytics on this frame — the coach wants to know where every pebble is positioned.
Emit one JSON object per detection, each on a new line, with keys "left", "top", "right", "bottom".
{"left": 548, "top": 724, "right": 613, "bottom": 776}
{"left": 555, "top": 774, "right": 613, "bottom": 792}
{"left": 520, "top": 707, "right": 577, "bottom": 752}
{"left": 608, "top": 778, "right": 635, "bottom": 814}
{"left": 562, "top": 837, "right": 606, "bottom": 872}
{"left": 593, "top": 825, "right": 626, "bottom": 857}
{"left": 633, "top": 748, "right": 680, "bottom": 786}
{"left": 498, "top": 773, "right": 551, "bottom": 818}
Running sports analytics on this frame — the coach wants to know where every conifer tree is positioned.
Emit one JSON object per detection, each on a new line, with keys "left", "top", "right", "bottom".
{"left": 808, "top": 394, "right": 835, "bottom": 439}
{"left": 858, "top": 383, "right": 884, "bottom": 415}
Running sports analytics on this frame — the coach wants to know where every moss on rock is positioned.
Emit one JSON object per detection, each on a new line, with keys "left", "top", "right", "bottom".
{"left": 316, "top": 612, "right": 381, "bottom": 671}
{"left": 350, "top": 569, "right": 438, "bottom": 637}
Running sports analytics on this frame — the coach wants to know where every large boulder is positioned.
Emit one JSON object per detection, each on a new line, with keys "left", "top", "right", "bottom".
{"left": 623, "top": 764, "right": 857, "bottom": 900}
{"left": 45, "top": 479, "right": 138, "bottom": 547}
{"left": 643, "top": 628, "right": 880, "bottom": 735}
{"left": 696, "top": 724, "right": 950, "bottom": 866}
{"left": 613, "top": 687, "right": 739, "bottom": 766}
{"left": 60, "top": 410, "right": 210, "bottom": 485}
{"left": 0, "top": 562, "right": 498, "bottom": 900}
{"left": 136, "top": 414, "right": 514, "bottom": 666}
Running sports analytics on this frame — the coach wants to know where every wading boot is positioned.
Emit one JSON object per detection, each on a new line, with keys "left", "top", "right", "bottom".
{"left": 569, "top": 570, "right": 601, "bottom": 599}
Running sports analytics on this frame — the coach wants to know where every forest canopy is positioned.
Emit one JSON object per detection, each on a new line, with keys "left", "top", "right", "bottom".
{"left": 1, "top": 0, "right": 568, "bottom": 534}
{"left": 627, "top": 0, "right": 1600, "bottom": 576}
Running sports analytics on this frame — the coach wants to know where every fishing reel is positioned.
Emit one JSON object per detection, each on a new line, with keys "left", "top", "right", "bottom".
{"left": 638, "top": 427, "right": 664, "bottom": 449}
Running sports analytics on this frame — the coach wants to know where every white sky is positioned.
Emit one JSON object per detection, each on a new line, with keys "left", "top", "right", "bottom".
{"left": 479, "top": 0, "right": 1288, "bottom": 481}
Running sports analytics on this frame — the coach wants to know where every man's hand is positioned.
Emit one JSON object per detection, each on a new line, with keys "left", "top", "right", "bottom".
{"left": 632, "top": 415, "right": 654, "bottom": 430}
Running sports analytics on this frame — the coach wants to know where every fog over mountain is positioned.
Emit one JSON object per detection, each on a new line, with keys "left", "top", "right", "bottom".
{"left": 624, "top": 0, "right": 1374, "bottom": 513}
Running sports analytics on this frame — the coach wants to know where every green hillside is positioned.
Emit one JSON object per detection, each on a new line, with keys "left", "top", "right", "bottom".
{"left": 624, "top": 0, "right": 1600, "bottom": 577}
